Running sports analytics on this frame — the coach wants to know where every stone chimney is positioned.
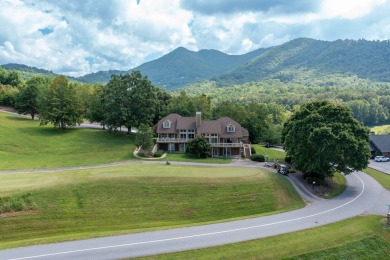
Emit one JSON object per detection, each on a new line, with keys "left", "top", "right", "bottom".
{"left": 196, "top": 112, "right": 202, "bottom": 128}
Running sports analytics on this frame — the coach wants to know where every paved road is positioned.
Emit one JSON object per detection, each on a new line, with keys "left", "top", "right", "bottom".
{"left": 0, "top": 169, "right": 389, "bottom": 260}
{"left": 368, "top": 159, "right": 390, "bottom": 175}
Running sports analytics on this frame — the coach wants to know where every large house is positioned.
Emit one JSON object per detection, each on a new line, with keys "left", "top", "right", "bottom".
{"left": 153, "top": 112, "right": 251, "bottom": 158}
{"left": 369, "top": 132, "right": 390, "bottom": 157}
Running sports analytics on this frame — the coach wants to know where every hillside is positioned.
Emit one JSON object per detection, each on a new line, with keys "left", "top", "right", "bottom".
{"left": 0, "top": 63, "right": 57, "bottom": 80}
{"left": 3, "top": 38, "right": 390, "bottom": 89}
{"left": 214, "top": 38, "right": 390, "bottom": 85}
{"left": 77, "top": 47, "right": 266, "bottom": 88}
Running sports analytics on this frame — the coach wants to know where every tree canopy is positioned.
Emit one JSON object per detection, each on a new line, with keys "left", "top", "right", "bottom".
{"left": 282, "top": 100, "right": 371, "bottom": 182}
{"left": 38, "top": 75, "right": 83, "bottom": 129}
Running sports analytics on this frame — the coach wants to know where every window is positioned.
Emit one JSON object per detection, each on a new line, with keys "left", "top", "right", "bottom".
{"left": 188, "top": 130, "right": 195, "bottom": 139}
{"left": 180, "top": 130, "right": 187, "bottom": 139}
{"left": 211, "top": 133, "right": 218, "bottom": 143}
{"left": 163, "top": 120, "right": 171, "bottom": 128}
{"left": 227, "top": 124, "right": 235, "bottom": 132}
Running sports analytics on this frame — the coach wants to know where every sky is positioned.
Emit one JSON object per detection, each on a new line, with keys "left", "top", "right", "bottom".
{"left": 0, "top": 0, "right": 390, "bottom": 77}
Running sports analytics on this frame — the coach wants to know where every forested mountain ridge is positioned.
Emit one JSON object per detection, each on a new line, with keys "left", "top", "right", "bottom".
{"left": 2, "top": 38, "right": 390, "bottom": 89}
{"left": 0, "top": 63, "right": 57, "bottom": 80}
{"left": 214, "top": 38, "right": 390, "bottom": 85}
{"left": 76, "top": 47, "right": 267, "bottom": 88}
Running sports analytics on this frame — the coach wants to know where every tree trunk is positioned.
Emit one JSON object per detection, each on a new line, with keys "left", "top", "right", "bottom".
{"left": 31, "top": 112, "right": 35, "bottom": 120}
{"left": 127, "top": 126, "right": 132, "bottom": 135}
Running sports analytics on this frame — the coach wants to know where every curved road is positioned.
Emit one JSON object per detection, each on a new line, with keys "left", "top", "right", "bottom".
{"left": 0, "top": 163, "right": 389, "bottom": 259}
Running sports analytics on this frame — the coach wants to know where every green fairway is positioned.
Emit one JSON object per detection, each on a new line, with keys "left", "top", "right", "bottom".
{"left": 252, "top": 144, "right": 286, "bottom": 162}
{"left": 0, "top": 164, "right": 304, "bottom": 249}
{"left": 142, "top": 215, "right": 390, "bottom": 259}
{"left": 0, "top": 112, "right": 136, "bottom": 170}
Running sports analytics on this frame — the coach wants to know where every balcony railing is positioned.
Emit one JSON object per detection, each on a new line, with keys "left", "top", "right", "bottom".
{"left": 156, "top": 138, "right": 190, "bottom": 143}
{"left": 156, "top": 138, "right": 243, "bottom": 148}
{"left": 210, "top": 143, "right": 243, "bottom": 148}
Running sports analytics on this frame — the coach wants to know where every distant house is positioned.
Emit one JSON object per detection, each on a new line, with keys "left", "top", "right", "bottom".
{"left": 153, "top": 112, "right": 251, "bottom": 158}
{"left": 369, "top": 133, "right": 390, "bottom": 157}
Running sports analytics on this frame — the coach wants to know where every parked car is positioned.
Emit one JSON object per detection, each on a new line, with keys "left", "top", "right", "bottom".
{"left": 277, "top": 164, "right": 289, "bottom": 175}
{"left": 374, "top": 155, "right": 390, "bottom": 162}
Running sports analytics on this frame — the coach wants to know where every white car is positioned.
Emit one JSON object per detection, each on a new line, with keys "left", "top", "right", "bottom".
{"left": 374, "top": 155, "right": 390, "bottom": 162}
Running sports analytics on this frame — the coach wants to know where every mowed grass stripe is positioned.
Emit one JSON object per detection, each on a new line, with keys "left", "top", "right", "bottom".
{"left": 0, "top": 112, "right": 136, "bottom": 170}
{"left": 141, "top": 215, "right": 390, "bottom": 260}
{"left": 0, "top": 165, "right": 304, "bottom": 249}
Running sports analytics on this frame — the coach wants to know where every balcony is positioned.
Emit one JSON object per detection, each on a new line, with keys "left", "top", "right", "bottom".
{"left": 156, "top": 138, "right": 190, "bottom": 143}
{"left": 210, "top": 142, "right": 243, "bottom": 148}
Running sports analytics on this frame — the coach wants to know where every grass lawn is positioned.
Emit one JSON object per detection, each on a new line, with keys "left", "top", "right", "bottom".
{"left": 142, "top": 215, "right": 390, "bottom": 259}
{"left": 252, "top": 144, "right": 286, "bottom": 162}
{"left": 0, "top": 164, "right": 304, "bottom": 249}
{"left": 0, "top": 112, "right": 136, "bottom": 170}
{"left": 363, "top": 167, "right": 390, "bottom": 191}
{"left": 164, "top": 153, "right": 231, "bottom": 164}
{"left": 370, "top": 124, "right": 390, "bottom": 134}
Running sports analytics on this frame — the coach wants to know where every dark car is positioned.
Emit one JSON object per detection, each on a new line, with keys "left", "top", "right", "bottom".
{"left": 277, "top": 164, "right": 289, "bottom": 175}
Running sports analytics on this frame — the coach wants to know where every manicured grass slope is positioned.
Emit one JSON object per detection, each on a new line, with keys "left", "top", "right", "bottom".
{"left": 364, "top": 167, "right": 390, "bottom": 191}
{"left": 252, "top": 145, "right": 286, "bottom": 162}
{"left": 142, "top": 215, "right": 390, "bottom": 259}
{"left": 0, "top": 165, "right": 304, "bottom": 249}
{"left": 0, "top": 112, "right": 135, "bottom": 170}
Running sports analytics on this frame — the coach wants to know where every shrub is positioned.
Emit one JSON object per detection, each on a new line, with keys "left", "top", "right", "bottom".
{"left": 0, "top": 193, "right": 36, "bottom": 213}
{"left": 285, "top": 155, "right": 292, "bottom": 164}
{"left": 186, "top": 136, "right": 211, "bottom": 158}
{"left": 250, "top": 146, "right": 256, "bottom": 155}
{"left": 251, "top": 154, "right": 265, "bottom": 162}
{"left": 153, "top": 149, "right": 165, "bottom": 158}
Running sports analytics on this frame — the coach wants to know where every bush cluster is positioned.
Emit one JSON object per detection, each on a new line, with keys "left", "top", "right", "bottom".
{"left": 153, "top": 149, "right": 165, "bottom": 158}
{"left": 251, "top": 154, "right": 265, "bottom": 162}
{"left": 0, "top": 193, "right": 36, "bottom": 213}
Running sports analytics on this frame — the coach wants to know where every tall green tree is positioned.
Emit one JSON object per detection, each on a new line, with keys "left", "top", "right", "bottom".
{"left": 135, "top": 124, "right": 155, "bottom": 154}
{"left": 86, "top": 83, "right": 107, "bottom": 128}
{"left": 38, "top": 75, "right": 83, "bottom": 129}
{"left": 282, "top": 100, "right": 371, "bottom": 182}
{"left": 15, "top": 76, "right": 48, "bottom": 120}
{"left": 103, "top": 71, "right": 157, "bottom": 133}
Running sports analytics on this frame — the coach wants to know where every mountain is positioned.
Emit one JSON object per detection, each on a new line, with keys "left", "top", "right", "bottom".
{"left": 77, "top": 47, "right": 267, "bottom": 89}
{"left": 3, "top": 38, "right": 390, "bottom": 89}
{"left": 213, "top": 38, "right": 390, "bottom": 85}
{"left": 1, "top": 63, "right": 57, "bottom": 80}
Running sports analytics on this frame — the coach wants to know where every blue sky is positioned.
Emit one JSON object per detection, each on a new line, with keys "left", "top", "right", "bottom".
{"left": 0, "top": 0, "right": 389, "bottom": 77}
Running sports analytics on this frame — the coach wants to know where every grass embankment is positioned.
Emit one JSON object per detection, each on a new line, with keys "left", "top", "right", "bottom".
{"left": 0, "top": 112, "right": 136, "bottom": 170}
{"left": 370, "top": 124, "right": 390, "bottom": 134}
{"left": 0, "top": 164, "right": 304, "bottom": 249}
{"left": 363, "top": 167, "right": 390, "bottom": 190}
{"left": 252, "top": 144, "right": 286, "bottom": 162}
{"left": 142, "top": 215, "right": 390, "bottom": 259}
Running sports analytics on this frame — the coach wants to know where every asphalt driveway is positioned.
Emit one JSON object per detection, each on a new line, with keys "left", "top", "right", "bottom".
{"left": 368, "top": 159, "right": 390, "bottom": 175}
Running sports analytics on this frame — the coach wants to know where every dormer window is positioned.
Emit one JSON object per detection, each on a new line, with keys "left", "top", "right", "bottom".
{"left": 227, "top": 124, "right": 235, "bottom": 133}
{"left": 163, "top": 120, "right": 171, "bottom": 128}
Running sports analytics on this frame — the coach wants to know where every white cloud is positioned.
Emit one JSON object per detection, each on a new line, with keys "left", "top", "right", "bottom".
{"left": 321, "top": 0, "right": 387, "bottom": 19}
{"left": 0, "top": 0, "right": 390, "bottom": 77}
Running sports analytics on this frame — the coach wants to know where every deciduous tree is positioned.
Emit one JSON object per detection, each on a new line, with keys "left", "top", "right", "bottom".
{"left": 282, "top": 100, "right": 371, "bottom": 182}
{"left": 38, "top": 75, "right": 83, "bottom": 129}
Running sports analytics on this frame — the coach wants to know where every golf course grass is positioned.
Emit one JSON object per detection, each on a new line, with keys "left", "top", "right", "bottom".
{"left": 0, "top": 164, "right": 304, "bottom": 249}
{"left": 142, "top": 215, "right": 390, "bottom": 259}
{"left": 252, "top": 144, "right": 286, "bottom": 162}
{"left": 0, "top": 112, "right": 136, "bottom": 170}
